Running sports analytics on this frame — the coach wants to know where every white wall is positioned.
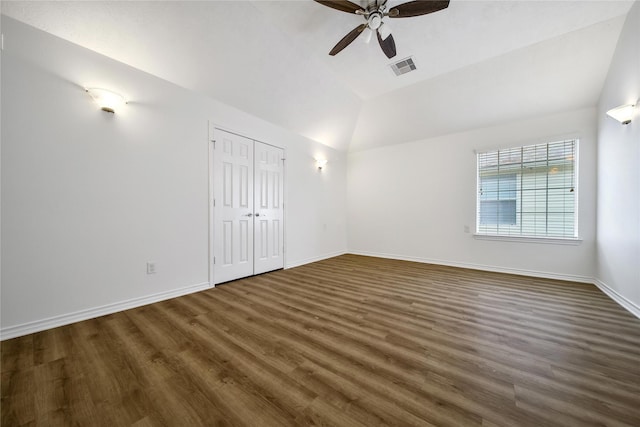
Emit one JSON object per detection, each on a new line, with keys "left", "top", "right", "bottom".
{"left": 0, "top": 17, "right": 347, "bottom": 337}
{"left": 348, "top": 108, "right": 597, "bottom": 281}
{"left": 596, "top": 2, "right": 640, "bottom": 312}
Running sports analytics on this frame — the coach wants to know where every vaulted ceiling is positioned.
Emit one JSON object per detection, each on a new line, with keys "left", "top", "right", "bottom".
{"left": 2, "top": 1, "right": 634, "bottom": 151}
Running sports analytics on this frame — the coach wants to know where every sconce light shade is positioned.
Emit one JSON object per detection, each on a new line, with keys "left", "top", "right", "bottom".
{"left": 315, "top": 159, "right": 328, "bottom": 170}
{"left": 606, "top": 104, "right": 635, "bottom": 125}
{"left": 86, "top": 88, "right": 126, "bottom": 113}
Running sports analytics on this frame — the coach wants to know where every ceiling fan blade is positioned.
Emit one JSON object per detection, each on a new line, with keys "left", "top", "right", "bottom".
{"left": 377, "top": 31, "right": 396, "bottom": 59}
{"left": 314, "top": 0, "right": 365, "bottom": 14}
{"left": 329, "top": 24, "right": 367, "bottom": 56}
{"left": 389, "top": 0, "right": 450, "bottom": 18}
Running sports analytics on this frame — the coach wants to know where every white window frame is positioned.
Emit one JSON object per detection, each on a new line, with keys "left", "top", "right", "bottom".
{"left": 474, "top": 139, "right": 581, "bottom": 244}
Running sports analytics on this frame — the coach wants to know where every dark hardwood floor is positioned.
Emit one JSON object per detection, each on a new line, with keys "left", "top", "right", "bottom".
{"left": 2, "top": 254, "right": 640, "bottom": 426}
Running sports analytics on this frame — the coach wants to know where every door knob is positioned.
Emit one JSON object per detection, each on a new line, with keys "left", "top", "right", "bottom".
{"left": 255, "top": 213, "right": 261, "bottom": 217}
{"left": 244, "top": 213, "right": 253, "bottom": 217}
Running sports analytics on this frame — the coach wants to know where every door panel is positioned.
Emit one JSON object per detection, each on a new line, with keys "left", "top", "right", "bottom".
{"left": 214, "top": 130, "right": 254, "bottom": 283}
{"left": 254, "top": 141, "right": 285, "bottom": 275}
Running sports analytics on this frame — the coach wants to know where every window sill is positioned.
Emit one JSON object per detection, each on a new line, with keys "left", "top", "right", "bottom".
{"left": 473, "top": 234, "right": 582, "bottom": 245}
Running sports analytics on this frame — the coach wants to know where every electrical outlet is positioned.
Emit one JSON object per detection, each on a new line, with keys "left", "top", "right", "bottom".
{"left": 146, "top": 262, "right": 157, "bottom": 274}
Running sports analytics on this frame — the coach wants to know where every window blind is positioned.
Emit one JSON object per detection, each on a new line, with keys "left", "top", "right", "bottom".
{"left": 477, "top": 140, "right": 577, "bottom": 238}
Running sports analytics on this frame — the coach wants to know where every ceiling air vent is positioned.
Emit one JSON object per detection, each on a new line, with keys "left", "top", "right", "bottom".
{"left": 390, "top": 57, "right": 417, "bottom": 76}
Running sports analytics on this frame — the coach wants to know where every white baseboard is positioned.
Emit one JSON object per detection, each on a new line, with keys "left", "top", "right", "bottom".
{"left": 0, "top": 282, "right": 211, "bottom": 341}
{"left": 593, "top": 278, "right": 640, "bottom": 319}
{"left": 285, "top": 250, "right": 348, "bottom": 269}
{"left": 348, "top": 250, "right": 593, "bottom": 283}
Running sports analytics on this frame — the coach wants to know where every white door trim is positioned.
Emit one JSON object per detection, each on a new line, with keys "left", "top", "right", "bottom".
{"left": 208, "top": 137, "right": 215, "bottom": 287}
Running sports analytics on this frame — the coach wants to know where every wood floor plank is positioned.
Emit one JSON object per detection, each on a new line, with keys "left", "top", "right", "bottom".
{"left": 2, "top": 254, "right": 639, "bottom": 426}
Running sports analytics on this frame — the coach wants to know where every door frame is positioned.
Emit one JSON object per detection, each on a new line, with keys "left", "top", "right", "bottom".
{"left": 207, "top": 121, "right": 287, "bottom": 286}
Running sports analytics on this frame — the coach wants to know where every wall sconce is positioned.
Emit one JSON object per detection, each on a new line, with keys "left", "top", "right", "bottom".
{"left": 86, "top": 88, "right": 126, "bottom": 113}
{"left": 606, "top": 104, "right": 635, "bottom": 125}
{"left": 315, "top": 159, "right": 328, "bottom": 170}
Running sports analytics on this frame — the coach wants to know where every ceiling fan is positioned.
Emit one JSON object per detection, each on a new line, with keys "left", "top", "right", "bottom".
{"left": 314, "top": 0, "right": 450, "bottom": 59}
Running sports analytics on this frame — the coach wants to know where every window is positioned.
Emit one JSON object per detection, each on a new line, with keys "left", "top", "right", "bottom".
{"left": 477, "top": 139, "right": 577, "bottom": 239}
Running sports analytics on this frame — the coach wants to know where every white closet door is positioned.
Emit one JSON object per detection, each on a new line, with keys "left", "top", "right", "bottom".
{"left": 254, "top": 141, "right": 285, "bottom": 275}
{"left": 213, "top": 130, "right": 254, "bottom": 283}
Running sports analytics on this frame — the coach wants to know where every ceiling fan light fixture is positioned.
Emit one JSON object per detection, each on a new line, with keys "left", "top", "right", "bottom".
{"left": 368, "top": 13, "right": 382, "bottom": 30}
{"left": 362, "top": 27, "right": 373, "bottom": 44}
{"left": 378, "top": 22, "right": 392, "bottom": 41}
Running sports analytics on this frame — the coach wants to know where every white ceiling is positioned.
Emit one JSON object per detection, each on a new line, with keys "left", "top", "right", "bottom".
{"left": 1, "top": 1, "right": 635, "bottom": 151}
{"left": 351, "top": 14, "right": 626, "bottom": 150}
{"left": 257, "top": 0, "right": 633, "bottom": 99}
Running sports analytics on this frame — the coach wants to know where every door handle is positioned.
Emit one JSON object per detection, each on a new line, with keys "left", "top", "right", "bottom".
{"left": 255, "top": 213, "right": 261, "bottom": 217}
{"left": 244, "top": 213, "right": 253, "bottom": 217}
